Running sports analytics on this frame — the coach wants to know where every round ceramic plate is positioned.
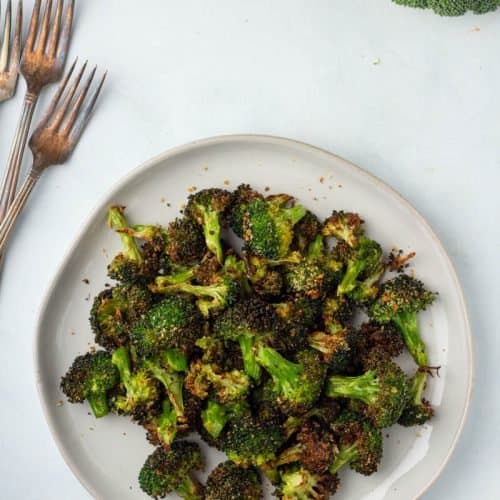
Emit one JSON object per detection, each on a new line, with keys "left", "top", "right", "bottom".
{"left": 35, "top": 135, "right": 472, "bottom": 500}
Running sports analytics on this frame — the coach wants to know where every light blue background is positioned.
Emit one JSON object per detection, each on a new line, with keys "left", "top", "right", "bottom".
{"left": 0, "top": 1, "right": 498, "bottom": 498}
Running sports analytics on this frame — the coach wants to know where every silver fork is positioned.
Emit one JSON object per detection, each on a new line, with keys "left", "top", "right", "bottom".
{"left": 0, "top": 0, "right": 74, "bottom": 222}
{"left": 0, "top": 60, "right": 106, "bottom": 256}
{"left": 0, "top": 0, "right": 22, "bottom": 103}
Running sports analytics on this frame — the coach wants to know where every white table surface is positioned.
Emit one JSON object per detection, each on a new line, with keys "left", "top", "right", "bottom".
{"left": 0, "top": 1, "right": 498, "bottom": 499}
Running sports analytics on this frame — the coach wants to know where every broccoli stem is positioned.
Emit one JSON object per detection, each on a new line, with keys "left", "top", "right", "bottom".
{"left": 199, "top": 205, "right": 223, "bottom": 263}
{"left": 107, "top": 206, "right": 142, "bottom": 263}
{"left": 393, "top": 311, "right": 428, "bottom": 366}
{"left": 337, "top": 259, "right": 365, "bottom": 295}
{"left": 276, "top": 443, "right": 303, "bottom": 466}
{"left": 239, "top": 336, "right": 261, "bottom": 381}
{"left": 329, "top": 443, "right": 358, "bottom": 474}
{"left": 176, "top": 473, "right": 204, "bottom": 500}
{"left": 307, "top": 235, "right": 325, "bottom": 260}
{"left": 155, "top": 268, "right": 195, "bottom": 286}
{"left": 282, "top": 205, "right": 307, "bottom": 225}
{"left": 325, "top": 371, "right": 380, "bottom": 405}
{"left": 162, "top": 348, "right": 188, "bottom": 373}
{"left": 111, "top": 347, "right": 134, "bottom": 394}
{"left": 410, "top": 370, "right": 427, "bottom": 405}
{"left": 156, "top": 282, "right": 223, "bottom": 301}
{"left": 156, "top": 400, "right": 178, "bottom": 447}
{"left": 87, "top": 392, "right": 109, "bottom": 418}
{"left": 254, "top": 345, "right": 303, "bottom": 397}
{"left": 202, "top": 400, "right": 228, "bottom": 438}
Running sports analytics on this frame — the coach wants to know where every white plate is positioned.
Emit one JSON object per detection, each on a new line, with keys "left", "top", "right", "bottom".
{"left": 35, "top": 135, "right": 473, "bottom": 500}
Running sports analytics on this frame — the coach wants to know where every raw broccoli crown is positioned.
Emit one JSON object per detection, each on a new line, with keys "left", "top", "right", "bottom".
{"left": 370, "top": 274, "right": 436, "bottom": 323}
{"left": 138, "top": 441, "right": 203, "bottom": 498}
{"left": 222, "top": 418, "right": 285, "bottom": 467}
{"left": 205, "top": 461, "right": 262, "bottom": 500}
{"left": 276, "top": 464, "right": 340, "bottom": 500}
{"left": 90, "top": 284, "right": 152, "bottom": 350}
{"left": 166, "top": 217, "right": 206, "bottom": 264}
{"left": 130, "top": 296, "right": 201, "bottom": 356}
{"left": 392, "top": 0, "right": 429, "bottom": 7}
{"left": 392, "top": 0, "right": 500, "bottom": 14}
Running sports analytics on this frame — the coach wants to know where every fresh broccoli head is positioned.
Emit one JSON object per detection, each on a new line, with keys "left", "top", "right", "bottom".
{"left": 398, "top": 370, "right": 435, "bottom": 426}
{"left": 242, "top": 195, "right": 306, "bottom": 259}
{"left": 325, "top": 351, "right": 410, "bottom": 428}
{"left": 166, "top": 216, "right": 207, "bottom": 265}
{"left": 90, "top": 284, "right": 152, "bottom": 351}
{"left": 329, "top": 410, "right": 383, "bottom": 475}
{"left": 185, "top": 188, "right": 232, "bottom": 263}
{"left": 206, "top": 461, "right": 263, "bottom": 500}
{"left": 369, "top": 274, "right": 436, "bottom": 367}
{"left": 130, "top": 296, "right": 202, "bottom": 357}
{"left": 60, "top": 351, "right": 119, "bottom": 418}
{"left": 138, "top": 441, "right": 204, "bottom": 499}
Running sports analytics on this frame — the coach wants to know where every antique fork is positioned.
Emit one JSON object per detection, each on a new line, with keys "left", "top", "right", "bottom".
{"left": 0, "top": 0, "right": 22, "bottom": 103}
{"left": 0, "top": 0, "right": 74, "bottom": 222}
{"left": 0, "top": 60, "right": 106, "bottom": 255}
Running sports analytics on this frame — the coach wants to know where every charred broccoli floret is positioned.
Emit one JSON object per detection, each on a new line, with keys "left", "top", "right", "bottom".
{"left": 293, "top": 210, "right": 321, "bottom": 253}
{"left": 398, "top": 370, "right": 434, "bottom": 426}
{"left": 325, "top": 351, "right": 409, "bottom": 428}
{"left": 206, "top": 460, "right": 262, "bottom": 500}
{"left": 322, "top": 210, "right": 364, "bottom": 248}
{"left": 185, "top": 188, "right": 232, "bottom": 263}
{"left": 166, "top": 216, "right": 207, "bottom": 265}
{"left": 90, "top": 284, "right": 152, "bottom": 351}
{"left": 130, "top": 296, "right": 202, "bottom": 357}
{"left": 60, "top": 351, "right": 119, "bottom": 418}
{"left": 138, "top": 441, "right": 204, "bottom": 499}
{"left": 329, "top": 410, "right": 383, "bottom": 475}
{"left": 322, "top": 295, "right": 354, "bottom": 331}
{"left": 185, "top": 359, "right": 251, "bottom": 404}
{"left": 369, "top": 274, "right": 436, "bottom": 367}
{"left": 285, "top": 260, "right": 326, "bottom": 300}
{"left": 110, "top": 347, "right": 159, "bottom": 416}
{"left": 275, "top": 296, "right": 322, "bottom": 332}
{"left": 275, "top": 464, "right": 339, "bottom": 500}
{"left": 230, "top": 183, "right": 264, "bottom": 238}
{"left": 201, "top": 399, "right": 251, "bottom": 439}
{"left": 142, "top": 399, "right": 179, "bottom": 450}
{"left": 222, "top": 417, "right": 285, "bottom": 467}
{"left": 359, "top": 321, "right": 405, "bottom": 359}
{"left": 242, "top": 195, "right": 306, "bottom": 259}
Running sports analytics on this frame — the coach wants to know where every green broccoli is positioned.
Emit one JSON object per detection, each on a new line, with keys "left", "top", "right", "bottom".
{"left": 325, "top": 351, "right": 409, "bottom": 428}
{"left": 322, "top": 210, "right": 364, "bottom": 248}
{"left": 206, "top": 461, "right": 262, "bottom": 500}
{"left": 292, "top": 210, "right": 321, "bottom": 253}
{"left": 369, "top": 274, "right": 436, "bottom": 367}
{"left": 166, "top": 216, "right": 207, "bottom": 264}
{"left": 90, "top": 284, "right": 152, "bottom": 351}
{"left": 185, "top": 188, "right": 232, "bottom": 263}
{"left": 229, "top": 183, "right": 264, "bottom": 238}
{"left": 392, "top": 0, "right": 500, "bottom": 15}
{"left": 392, "top": 0, "right": 429, "bottom": 8}
{"left": 285, "top": 260, "right": 327, "bottom": 300}
{"left": 60, "top": 351, "right": 119, "bottom": 418}
{"left": 201, "top": 399, "right": 251, "bottom": 438}
{"left": 359, "top": 321, "right": 405, "bottom": 359}
{"left": 142, "top": 399, "right": 179, "bottom": 450}
{"left": 130, "top": 296, "right": 202, "bottom": 357}
{"left": 138, "top": 441, "right": 204, "bottom": 499}
{"left": 242, "top": 195, "right": 307, "bottom": 259}
{"left": 398, "top": 370, "right": 434, "bottom": 426}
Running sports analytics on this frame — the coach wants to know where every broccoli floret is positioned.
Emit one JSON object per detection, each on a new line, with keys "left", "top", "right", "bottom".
{"left": 230, "top": 183, "right": 264, "bottom": 237}
{"left": 393, "top": 0, "right": 500, "bottom": 15}
{"left": 329, "top": 410, "right": 383, "bottom": 475}
{"left": 292, "top": 210, "right": 321, "bottom": 253}
{"left": 359, "top": 321, "right": 405, "bottom": 359}
{"left": 151, "top": 271, "right": 240, "bottom": 317}
{"left": 60, "top": 351, "right": 119, "bottom": 418}
{"left": 322, "top": 210, "right": 364, "bottom": 248}
{"left": 185, "top": 359, "right": 251, "bottom": 404}
{"left": 166, "top": 216, "right": 207, "bottom": 264}
{"left": 275, "top": 296, "right": 322, "bottom": 331}
{"left": 201, "top": 399, "right": 251, "bottom": 439}
{"left": 325, "top": 351, "right": 409, "bottom": 428}
{"left": 130, "top": 296, "right": 202, "bottom": 357}
{"left": 398, "top": 370, "right": 435, "bottom": 426}
{"left": 392, "top": 0, "right": 428, "bottom": 8}
{"left": 337, "top": 237, "right": 384, "bottom": 297}
{"left": 90, "top": 284, "right": 152, "bottom": 351}
{"left": 242, "top": 196, "right": 307, "bottom": 259}
{"left": 322, "top": 295, "right": 354, "bottom": 332}
{"left": 142, "top": 399, "right": 179, "bottom": 450}
{"left": 275, "top": 464, "right": 339, "bottom": 500}
{"left": 369, "top": 274, "right": 436, "bottom": 367}
{"left": 222, "top": 417, "right": 285, "bottom": 467}
{"left": 255, "top": 348, "right": 327, "bottom": 416}
{"left": 110, "top": 347, "right": 159, "bottom": 416}
{"left": 138, "top": 441, "right": 204, "bottom": 499}
{"left": 206, "top": 460, "right": 262, "bottom": 500}
{"left": 185, "top": 188, "right": 232, "bottom": 263}
{"left": 285, "top": 260, "right": 327, "bottom": 300}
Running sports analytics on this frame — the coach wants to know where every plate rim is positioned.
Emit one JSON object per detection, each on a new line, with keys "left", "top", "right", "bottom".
{"left": 33, "top": 133, "right": 474, "bottom": 500}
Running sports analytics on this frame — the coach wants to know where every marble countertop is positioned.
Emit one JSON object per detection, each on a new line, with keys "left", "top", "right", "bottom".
{"left": 0, "top": 1, "right": 498, "bottom": 498}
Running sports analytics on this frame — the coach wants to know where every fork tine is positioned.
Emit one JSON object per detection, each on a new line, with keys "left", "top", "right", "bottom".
{"left": 39, "top": 57, "right": 76, "bottom": 127}
{"left": 49, "top": 60, "right": 86, "bottom": 130}
{"left": 61, "top": 65, "right": 96, "bottom": 136}
{"left": 24, "top": 0, "right": 40, "bottom": 53}
{"left": 10, "top": 0, "right": 22, "bottom": 66}
{"left": 56, "top": 0, "right": 73, "bottom": 65}
{"left": 0, "top": 0, "right": 11, "bottom": 72}
{"left": 35, "top": 0, "right": 52, "bottom": 54}
{"left": 47, "top": 0, "right": 62, "bottom": 59}
{"left": 68, "top": 71, "right": 106, "bottom": 144}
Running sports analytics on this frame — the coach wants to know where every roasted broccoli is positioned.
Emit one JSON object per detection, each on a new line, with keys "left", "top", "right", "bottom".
{"left": 325, "top": 351, "right": 409, "bottom": 427}
{"left": 230, "top": 183, "right": 264, "bottom": 238}
{"left": 292, "top": 210, "right": 321, "bottom": 253}
{"left": 90, "top": 284, "right": 152, "bottom": 351}
{"left": 142, "top": 399, "right": 179, "bottom": 450}
{"left": 138, "top": 441, "right": 204, "bottom": 499}
{"left": 322, "top": 210, "right": 364, "bottom": 248}
{"left": 398, "top": 370, "right": 434, "bottom": 426}
{"left": 206, "top": 460, "right": 262, "bottom": 500}
{"left": 359, "top": 321, "right": 405, "bottom": 360}
{"left": 60, "top": 351, "right": 119, "bottom": 418}
{"left": 369, "top": 274, "right": 436, "bottom": 367}
{"left": 166, "top": 216, "right": 207, "bottom": 264}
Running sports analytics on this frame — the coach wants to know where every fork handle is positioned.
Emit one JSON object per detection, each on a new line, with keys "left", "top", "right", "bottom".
{"left": 0, "top": 92, "right": 39, "bottom": 222}
{"left": 0, "top": 167, "right": 41, "bottom": 255}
